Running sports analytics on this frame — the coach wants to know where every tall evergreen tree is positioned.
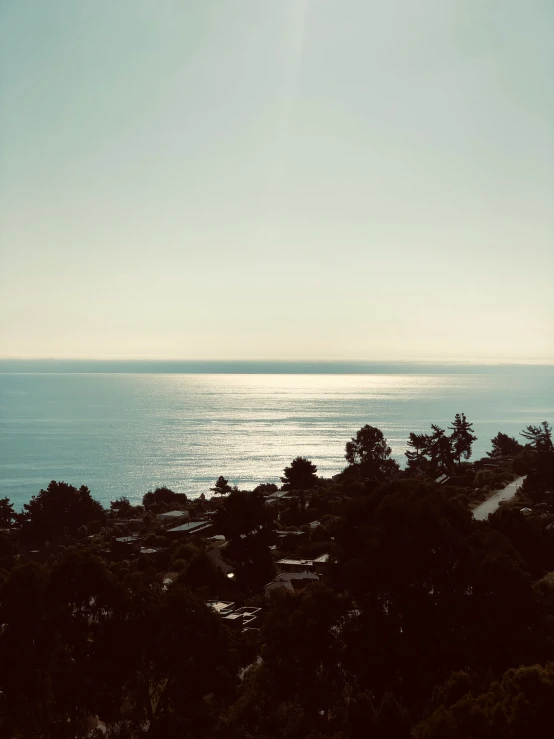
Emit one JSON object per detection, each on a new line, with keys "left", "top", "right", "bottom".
{"left": 405, "top": 433, "right": 430, "bottom": 471}
{"left": 0, "top": 498, "right": 15, "bottom": 529}
{"left": 281, "top": 457, "right": 318, "bottom": 490}
{"left": 427, "top": 425, "right": 455, "bottom": 474}
{"left": 210, "top": 476, "right": 233, "bottom": 496}
{"left": 448, "top": 413, "right": 477, "bottom": 466}
{"left": 488, "top": 432, "right": 523, "bottom": 459}
{"left": 521, "top": 422, "right": 553, "bottom": 453}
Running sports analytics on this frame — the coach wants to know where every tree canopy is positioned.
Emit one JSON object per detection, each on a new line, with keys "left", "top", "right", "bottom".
{"left": 521, "top": 422, "right": 553, "bottom": 453}
{"left": 19, "top": 481, "right": 105, "bottom": 541}
{"left": 281, "top": 457, "right": 318, "bottom": 490}
{"left": 488, "top": 431, "right": 523, "bottom": 459}
{"left": 142, "top": 486, "right": 187, "bottom": 511}
{"left": 211, "top": 476, "right": 233, "bottom": 496}
{"left": 345, "top": 425, "right": 399, "bottom": 480}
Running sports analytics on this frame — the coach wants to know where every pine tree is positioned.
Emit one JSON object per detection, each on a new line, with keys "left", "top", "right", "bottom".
{"left": 449, "top": 413, "right": 477, "bottom": 466}
{"left": 427, "top": 425, "right": 455, "bottom": 474}
{"left": 210, "top": 476, "right": 233, "bottom": 496}
{"left": 405, "top": 432, "right": 430, "bottom": 470}
{"left": 521, "top": 422, "right": 553, "bottom": 452}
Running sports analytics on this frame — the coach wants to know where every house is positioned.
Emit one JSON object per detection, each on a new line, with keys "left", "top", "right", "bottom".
{"left": 206, "top": 600, "right": 235, "bottom": 615}
{"left": 276, "top": 554, "right": 330, "bottom": 576}
{"left": 313, "top": 553, "right": 331, "bottom": 577}
{"left": 157, "top": 510, "right": 189, "bottom": 523}
{"left": 112, "top": 535, "right": 141, "bottom": 557}
{"left": 232, "top": 606, "right": 261, "bottom": 619}
{"left": 276, "top": 557, "right": 316, "bottom": 573}
{"left": 221, "top": 613, "right": 244, "bottom": 629}
{"left": 264, "top": 570, "right": 319, "bottom": 596}
{"left": 165, "top": 520, "right": 213, "bottom": 538}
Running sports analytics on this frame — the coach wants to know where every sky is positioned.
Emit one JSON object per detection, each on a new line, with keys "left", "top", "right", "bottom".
{"left": 0, "top": 0, "right": 553, "bottom": 363}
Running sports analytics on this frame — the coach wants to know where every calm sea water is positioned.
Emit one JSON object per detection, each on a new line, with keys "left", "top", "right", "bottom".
{"left": 1, "top": 370, "right": 552, "bottom": 508}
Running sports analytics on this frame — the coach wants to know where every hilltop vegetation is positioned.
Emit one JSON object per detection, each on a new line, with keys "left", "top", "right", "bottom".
{"left": 0, "top": 417, "right": 553, "bottom": 737}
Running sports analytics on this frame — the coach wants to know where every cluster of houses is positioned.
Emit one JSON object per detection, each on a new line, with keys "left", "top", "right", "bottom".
{"left": 105, "top": 495, "right": 335, "bottom": 623}
{"left": 206, "top": 601, "right": 261, "bottom": 630}
{"left": 264, "top": 553, "right": 330, "bottom": 595}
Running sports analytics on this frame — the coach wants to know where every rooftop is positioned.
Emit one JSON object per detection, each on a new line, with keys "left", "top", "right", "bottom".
{"left": 166, "top": 520, "right": 212, "bottom": 534}
{"left": 114, "top": 536, "right": 140, "bottom": 544}
{"left": 158, "top": 510, "right": 188, "bottom": 519}
{"left": 277, "top": 558, "right": 315, "bottom": 567}
{"left": 206, "top": 600, "right": 235, "bottom": 614}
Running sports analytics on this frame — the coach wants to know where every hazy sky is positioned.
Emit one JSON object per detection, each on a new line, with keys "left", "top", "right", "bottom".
{"left": 1, "top": 0, "right": 553, "bottom": 362}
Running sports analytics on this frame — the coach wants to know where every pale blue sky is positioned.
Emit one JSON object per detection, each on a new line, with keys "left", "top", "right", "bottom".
{"left": 1, "top": 0, "right": 553, "bottom": 361}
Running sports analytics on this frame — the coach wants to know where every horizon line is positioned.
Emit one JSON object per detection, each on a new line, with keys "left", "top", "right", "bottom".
{"left": 1, "top": 355, "right": 554, "bottom": 366}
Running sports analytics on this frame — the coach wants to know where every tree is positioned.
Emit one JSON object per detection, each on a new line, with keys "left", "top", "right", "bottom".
{"left": 210, "top": 476, "right": 233, "bottom": 496}
{"left": 521, "top": 422, "right": 553, "bottom": 453}
{"left": 405, "top": 433, "right": 430, "bottom": 471}
{"left": 253, "top": 483, "right": 278, "bottom": 495}
{"left": 488, "top": 432, "right": 523, "bottom": 459}
{"left": 19, "top": 481, "right": 106, "bottom": 542}
{"left": 448, "top": 413, "right": 477, "bottom": 466}
{"left": 214, "top": 490, "right": 276, "bottom": 587}
{"left": 426, "top": 425, "right": 455, "bottom": 474}
{"left": 345, "top": 425, "right": 399, "bottom": 480}
{"left": 281, "top": 457, "right": 318, "bottom": 490}
{"left": 142, "top": 486, "right": 187, "bottom": 511}
{"left": 0, "top": 498, "right": 15, "bottom": 529}
{"left": 110, "top": 496, "right": 133, "bottom": 518}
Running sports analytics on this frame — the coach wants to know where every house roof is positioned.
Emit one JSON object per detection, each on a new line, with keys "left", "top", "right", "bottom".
{"left": 206, "top": 600, "right": 235, "bottom": 614}
{"left": 314, "top": 553, "right": 330, "bottom": 563}
{"left": 277, "top": 558, "right": 315, "bottom": 567}
{"left": 167, "top": 520, "right": 212, "bottom": 534}
{"left": 114, "top": 536, "right": 140, "bottom": 544}
{"left": 158, "top": 510, "right": 188, "bottom": 519}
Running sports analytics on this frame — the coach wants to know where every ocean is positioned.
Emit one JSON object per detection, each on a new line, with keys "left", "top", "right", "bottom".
{"left": 0, "top": 365, "right": 552, "bottom": 509}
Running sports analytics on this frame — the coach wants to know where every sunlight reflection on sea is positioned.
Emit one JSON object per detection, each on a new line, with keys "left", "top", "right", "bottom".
{"left": 0, "top": 371, "right": 552, "bottom": 507}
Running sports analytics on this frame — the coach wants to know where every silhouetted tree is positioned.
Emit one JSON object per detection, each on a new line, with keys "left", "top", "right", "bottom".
{"left": 488, "top": 432, "right": 523, "bottom": 459}
{"left": 19, "top": 481, "right": 105, "bottom": 542}
{"left": 426, "top": 425, "right": 455, "bottom": 474}
{"left": 405, "top": 433, "right": 430, "bottom": 471}
{"left": 210, "top": 476, "right": 233, "bottom": 496}
{"left": 281, "top": 457, "right": 318, "bottom": 490}
{"left": 448, "top": 413, "right": 477, "bottom": 466}
{"left": 345, "top": 425, "right": 399, "bottom": 480}
{"left": 253, "top": 482, "right": 278, "bottom": 495}
{"left": 521, "top": 422, "right": 553, "bottom": 452}
{"left": 142, "top": 486, "right": 187, "bottom": 511}
{"left": 109, "top": 496, "right": 134, "bottom": 518}
{"left": 0, "top": 498, "right": 15, "bottom": 528}
{"left": 214, "top": 490, "right": 276, "bottom": 587}
{"left": 179, "top": 552, "right": 225, "bottom": 590}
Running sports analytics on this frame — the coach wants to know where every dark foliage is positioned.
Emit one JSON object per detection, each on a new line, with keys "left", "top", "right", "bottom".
{"left": 345, "top": 425, "right": 399, "bottom": 480}
{"left": 142, "top": 486, "right": 188, "bottom": 511}
{"left": 18, "top": 481, "right": 106, "bottom": 542}
{"left": 2, "top": 418, "right": 554, "bottom": 737}
{"left": 281, "top": 457, "right": 318, "bottom": 490}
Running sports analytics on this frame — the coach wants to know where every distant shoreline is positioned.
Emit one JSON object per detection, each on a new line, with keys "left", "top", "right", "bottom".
{"left": 1, "top": 359, "right": 553, "bottom": 375}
